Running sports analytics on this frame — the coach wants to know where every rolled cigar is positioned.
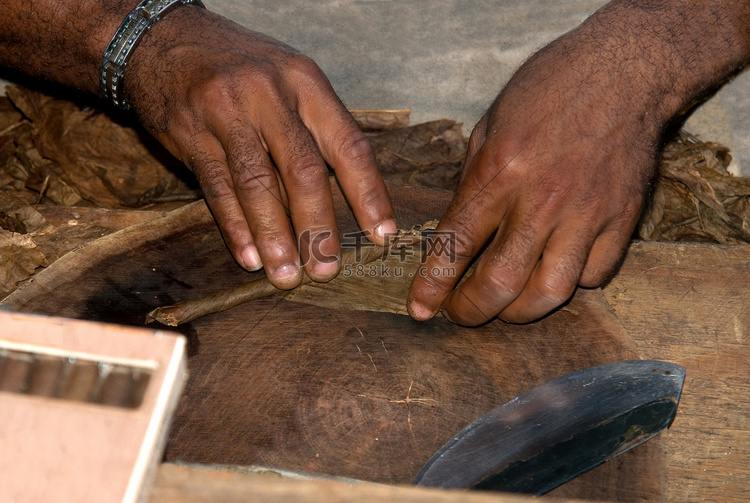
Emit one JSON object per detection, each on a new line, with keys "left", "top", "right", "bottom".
{"left": 145, "top": 222, "right": 435, "bottom": 327}
{"left": 146, "top": 244, "right": 388, "bottom": 326}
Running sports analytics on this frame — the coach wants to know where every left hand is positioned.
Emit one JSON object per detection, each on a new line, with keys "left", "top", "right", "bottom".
{"left": 406, "top": 4, "right": 678, "bottom": 325}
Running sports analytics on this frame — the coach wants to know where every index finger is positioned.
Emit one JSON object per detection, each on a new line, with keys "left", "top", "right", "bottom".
{"left": 407, "top": 146, "right": 518, "bottom": 321}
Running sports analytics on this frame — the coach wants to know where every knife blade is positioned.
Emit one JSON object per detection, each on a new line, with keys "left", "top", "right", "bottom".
{"left": 413, "top": 360, "right": 685, "bottom": 494}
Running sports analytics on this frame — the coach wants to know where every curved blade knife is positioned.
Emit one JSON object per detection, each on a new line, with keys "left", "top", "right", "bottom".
{"left": 413, "top": 360, "right": 685, "bottom": 495}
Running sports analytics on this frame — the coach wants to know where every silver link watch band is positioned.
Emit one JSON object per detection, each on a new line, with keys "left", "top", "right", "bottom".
{"left": 100, "top": 0, "right": 206, "bottom": 110}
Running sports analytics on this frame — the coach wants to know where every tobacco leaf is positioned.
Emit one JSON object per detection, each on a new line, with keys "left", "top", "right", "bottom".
{"left": 639, "top": 133, "right": 750, "bottom": 244}
{"left": 0, "top": 95, "right": 22, "bottom": 132}
{"left": 146, "top": 219, "right": 436, "bottom": 325}
{"left": 0, "top": 192, "right": 52, "bottom": 234}
{"left": 367, "top": 119, "right": 467, "bottom": 191}
{"left": 284, "top": 250, "right": 423, "bottom": 315}
{"left": 0, "top": 85, "right": 206, "bottom": 299}
{"left": 31, "top": 206, "right": 163, "bottom": 264}
{"left": 0, "top": 98, "right": 25, "bottom": 188}
{"left": 0, "top": 230, "right": 48, "bottom": 297}
{"left": 4, "top": 86, "right": 201, "bottom": 208}
{"left": 349, "top": 109, "right": 410, "bottom": 132}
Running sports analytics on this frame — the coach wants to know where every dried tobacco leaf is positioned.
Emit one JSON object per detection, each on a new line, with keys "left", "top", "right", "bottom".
{"left": 16, "top": 144, "right": 84, "bottom": 206}
{"left": 367, "top": 119, "right": 467, "bottom": 191}
{"left": 146, "top": 220, "right": 435, "bottom": 326}
{"left": 0, "top": 96, "right": 22, "bottom": 132}
{"left": 0, "top": 192, "right": 52, "bottom": 234}
{"left": 350, "top": 109, "right": 410, "bottom": 132}
{"left": 0, "top": 97, "right": 26, "bottom": 187}
{"left": 4, "top": 86, "right": 201, "bottom": 208}
{"left": 0, "top": 230, "right": 48, "bottom": 296}
{"left": 639, "top": 133, "right": 750, "bottom": 244}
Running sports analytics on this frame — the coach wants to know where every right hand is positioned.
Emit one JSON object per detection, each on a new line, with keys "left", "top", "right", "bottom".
{"left": 124, "top": 6, "right": 396, "bottom": 289}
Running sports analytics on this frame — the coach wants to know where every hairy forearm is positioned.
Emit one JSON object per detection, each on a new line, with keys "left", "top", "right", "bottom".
{"left": 490, "top": 0, "right": 750, "bottom": 148}
{"left": 0, "top": 1, "right": 141, "bottom": 93}
{"left": 587, "top": 0, "right": 750, "bottom": 120}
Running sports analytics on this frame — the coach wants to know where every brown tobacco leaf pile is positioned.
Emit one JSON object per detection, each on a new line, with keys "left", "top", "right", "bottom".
{"left": 366, "top": 119, "right": 467, "bottom": 190}
{"left": 638, "top": 132, "right": 750, "bottom": 244}
{"left": 0, "top": 85, "right": 201, "bottom": 295}
{"left": 0, "top": 86, "right": 201, "bottom": 208}
{"left": 0, "top": 230, "right": 48, "bottom": 295}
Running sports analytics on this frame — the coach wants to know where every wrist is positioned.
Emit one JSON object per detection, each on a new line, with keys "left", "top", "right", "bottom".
{"left": 89, "top": 2, "right": 144, "bottom": 91}
{"left": 116, "top": 5, "right": 215, "bottom": 120}
{"left": 589, "top": 0, "right": 750, "bottom": 125}
{"left": 99, "top": 0, "right": 206, "bottom": 109}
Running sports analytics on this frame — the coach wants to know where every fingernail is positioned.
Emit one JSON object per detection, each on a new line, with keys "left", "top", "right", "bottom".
{"left": 241, "top": 246, "right": 262, "bottom": 271}
{"left": 373, "top": 219, "right": 397, "bottom": 241}
{"left": 273, "top": 263, "right": 300, "bottom": 282}
{"left": 409, "top": 300, "right": 435, "bottom": 321}
{"left": 312, "top": 257, "right": 340, "bottom": 278}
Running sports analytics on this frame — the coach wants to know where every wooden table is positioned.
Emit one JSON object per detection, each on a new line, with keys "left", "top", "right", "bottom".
{"left": 145, "top": 241, "right": 750, "bottom": 503}
{"left": 3, "top": 199, "right": 748, "bottom": 502}
{"left": 604, "top": 242, "right": 750, "bottom": 501}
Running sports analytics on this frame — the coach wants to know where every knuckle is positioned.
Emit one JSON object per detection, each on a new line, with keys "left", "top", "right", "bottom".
{"left": 233, "top": 165, "right": 279, "bottom": 195}
{"left": 249, "top": 67, "right": 286, "bottom": 97}
{"left": 290, "top": 53, "right": 323, "bottom": 78}
{"left": 198, "top": 66, "right": 284, "bottom": 105}
{"left": 193, "top": 158, "right": 232, "bottom": 199}
{"left": 536, "top": 175, "right": 575, "bottom": 209}
{"left": 481, "top": 268, "right": 526, "bottom": 298}
{"left": 483, "top": 149, "right": 523, "bottom": 179}
{"left": 257, "top": 229, "right": 292, "bottom": 248}
{"left": 352, "top": 184, "right": 386, "bottom": 219}
{"left": 192, "top": 73, "right": 238, "bottom": 110}
{"left": 537, "top": 268, "right": 577, "bottom": 305}
{"left": 338, "top": 133, "right": 375, "bottom": 166}
{"left": 219, "top": 217, "right": 252, "bottom": 245}
{"left": 357, "top": 185, "right": 391, "bottom": 225}
{"left": 287, "top": 54, "right": 330, "bottom": 92}
{"left": 450, "top": 229, "right": 482, "bottom": 263}
{"left": 286, "top": 157, "right": 327, "bottom": 187}
{"left": 488, "top": 226, "right": 535, "bottom": 272}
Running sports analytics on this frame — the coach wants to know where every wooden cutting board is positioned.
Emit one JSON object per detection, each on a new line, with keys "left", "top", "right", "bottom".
{"left": 1, "top": 183, "right": 665, "bottom": 501}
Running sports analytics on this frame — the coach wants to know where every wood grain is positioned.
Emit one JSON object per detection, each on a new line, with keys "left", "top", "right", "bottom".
{"left": 604, "top": 242, "right": 750, "bottom": 502}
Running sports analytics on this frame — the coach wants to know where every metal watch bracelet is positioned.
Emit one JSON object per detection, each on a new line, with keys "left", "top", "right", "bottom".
{"left": 99, "top": 0, "right": 206, "bottom": 110}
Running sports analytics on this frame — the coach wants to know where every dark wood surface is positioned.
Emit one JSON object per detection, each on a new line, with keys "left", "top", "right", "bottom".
{"left": 2, "top": 183, "right": 666, "bottom": 501}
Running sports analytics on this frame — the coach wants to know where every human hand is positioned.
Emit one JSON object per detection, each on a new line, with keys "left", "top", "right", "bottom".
{"left": 407, "top": 3, "right": 707, "bottom": 325}
{"left": 123, "top": 7, "right": 396, "bottom": 289}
